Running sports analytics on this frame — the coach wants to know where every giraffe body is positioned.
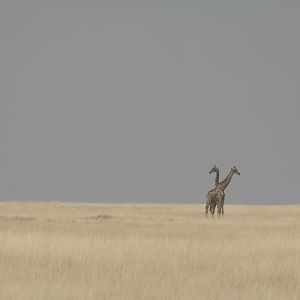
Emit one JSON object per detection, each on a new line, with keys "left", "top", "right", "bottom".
{"left": 208, "top": 165, "right": 220, "bottom": 216}
{"left": 205, "top": 186, "right": 225, "bottom": 217}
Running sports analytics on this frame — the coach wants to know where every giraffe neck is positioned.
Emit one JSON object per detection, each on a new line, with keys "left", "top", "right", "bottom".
{"left": 214, "top": 170, "right": 219, "bottom": 186}
{"left": 220, "top": 169, "right": 234, "bottom": 190}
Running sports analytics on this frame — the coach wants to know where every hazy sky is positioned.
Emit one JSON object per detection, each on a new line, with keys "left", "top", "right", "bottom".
{"left": 1, "top": 1, "right": 299, "bottom": 204}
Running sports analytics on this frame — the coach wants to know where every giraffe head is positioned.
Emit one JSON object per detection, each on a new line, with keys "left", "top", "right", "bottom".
{"left": 232, "top": 166, "right": 240, "bottom": 175}
{"left": 209, "top": 165, "right": 219, "bottom": 174}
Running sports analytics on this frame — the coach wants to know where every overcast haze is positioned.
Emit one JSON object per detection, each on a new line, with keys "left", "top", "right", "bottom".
{"left": 1, "top": 1, "right": 299, "bottom": 204}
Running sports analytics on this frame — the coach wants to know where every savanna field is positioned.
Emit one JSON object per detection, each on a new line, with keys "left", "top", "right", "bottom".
{"left": 0, "top": 202, "right": 299, "bottom": 300}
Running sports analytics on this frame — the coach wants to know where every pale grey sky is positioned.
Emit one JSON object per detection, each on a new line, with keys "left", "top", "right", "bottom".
{"left": 1, "top": 1, "right": 299, "bottom": 203}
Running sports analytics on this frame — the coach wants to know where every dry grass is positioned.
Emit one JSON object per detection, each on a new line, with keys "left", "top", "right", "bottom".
{"left": 0, "top": 202, "right": 299, "bottom": 300}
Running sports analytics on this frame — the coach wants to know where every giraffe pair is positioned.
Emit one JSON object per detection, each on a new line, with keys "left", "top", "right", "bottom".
{"left": 205, "top": 165, "right": 240, "bottom": 218}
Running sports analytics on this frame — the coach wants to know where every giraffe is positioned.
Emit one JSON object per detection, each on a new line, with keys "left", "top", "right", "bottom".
{"left": 205, "top": 166, "right": 240, "bottom": 218}
{"left": 209, "top": 165, "right": 220, "bottom": 216}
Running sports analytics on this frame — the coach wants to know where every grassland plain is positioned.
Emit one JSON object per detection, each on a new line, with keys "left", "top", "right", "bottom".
{"left": 0, "top": 202, "right": 299, "bottom": 300}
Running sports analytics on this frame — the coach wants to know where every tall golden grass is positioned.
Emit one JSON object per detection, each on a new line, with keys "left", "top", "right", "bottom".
{"left": 0, "top": 202, "right": 299, "bottom": 300}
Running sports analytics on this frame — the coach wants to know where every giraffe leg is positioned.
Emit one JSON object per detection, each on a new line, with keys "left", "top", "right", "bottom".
{"left": 218, "top": 208, "right": 221, "bottom": 218}
{"left": 216, "top": 198, "right": 222, "bottom": 218}
{"left": 221, "top": 196, "right": 225, "bottom": 217}
{"left": 211, "top": 201, "right": 216, "bottom": 218}
{"left": 205, "top": 195, "right": 211, "bottom": 218}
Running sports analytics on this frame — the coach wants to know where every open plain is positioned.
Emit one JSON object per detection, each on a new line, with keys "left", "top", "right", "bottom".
{"left": 0, "top": 202, "right": 299, "bottom": 300}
